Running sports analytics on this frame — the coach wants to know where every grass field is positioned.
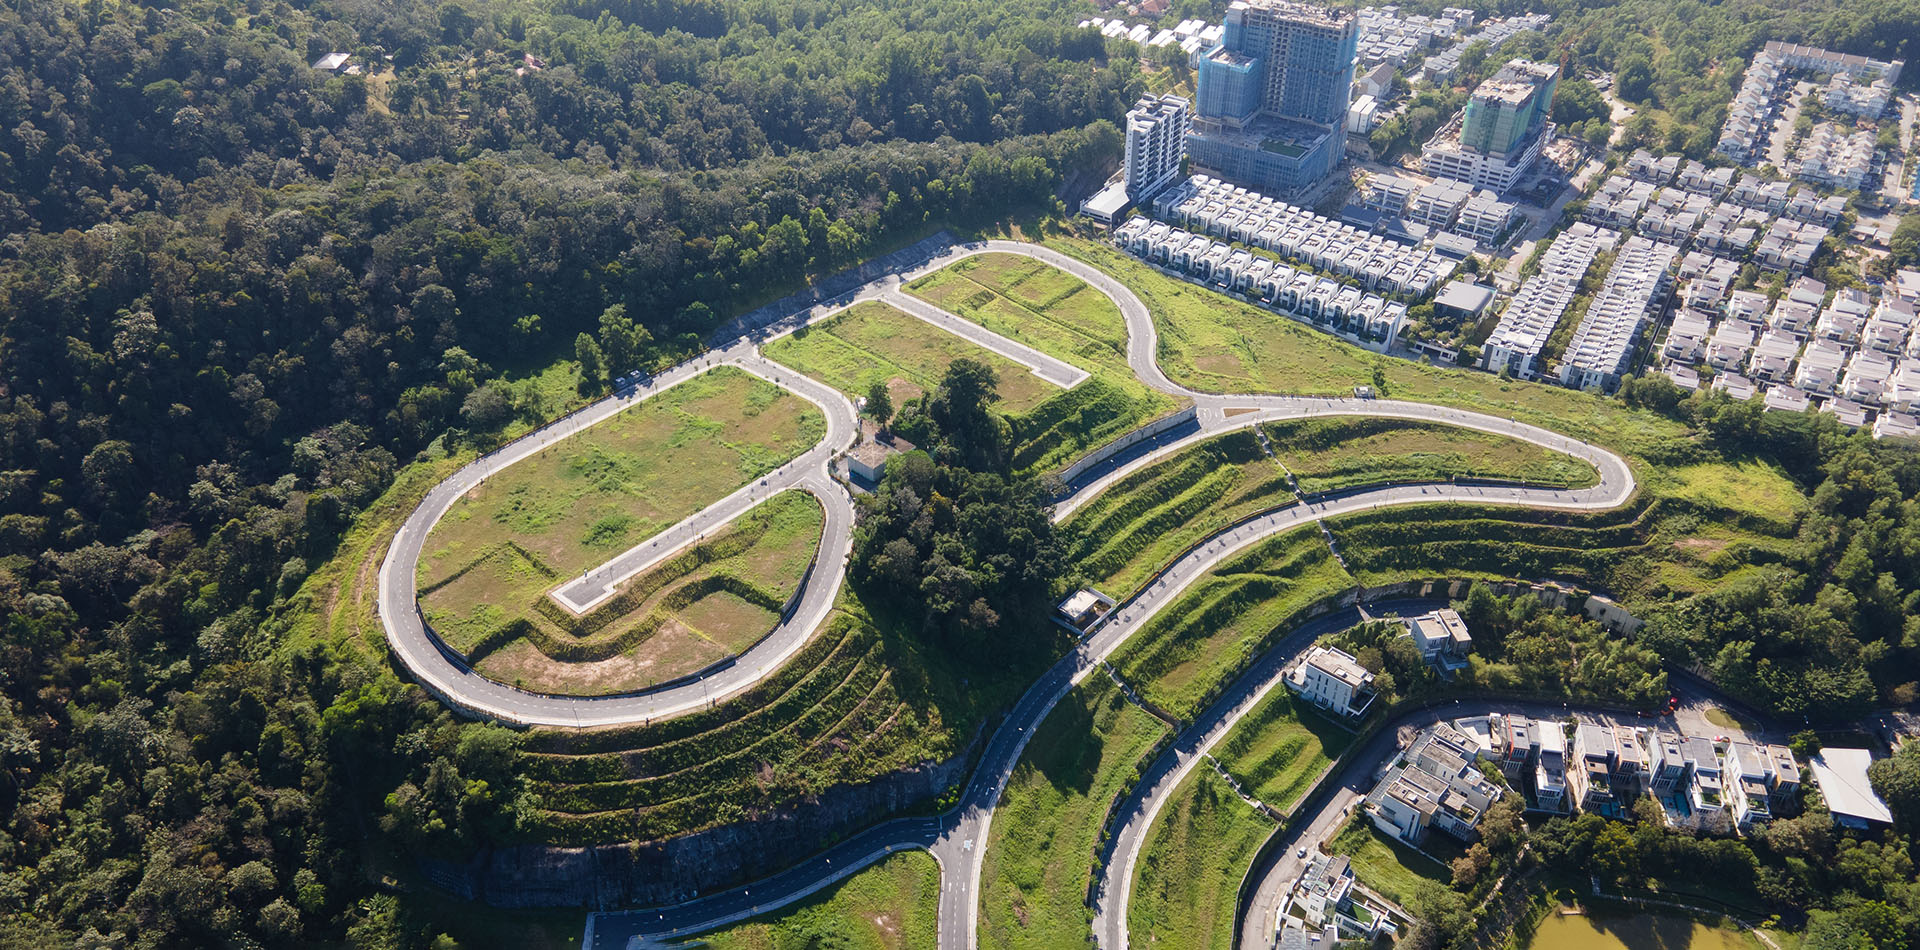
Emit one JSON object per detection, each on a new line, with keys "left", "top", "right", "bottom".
{"left": 450, "top": 490, "right": 824, "bottom": 694}
{"left": 412, "top": 367, "right": 825, "bottom": 691}
{"left": 906, "top": 252, "right": 1183, "bottom": 476}
{"left": 1061, "top": 430, "right": 1297, "bottom": 599}
{"left": 1329, "top": 818, "right": 1451, "bottom": 908}
{"left": 1212, "top": 690, "right": 1351, "bottom": 814}
{"left": 979, "top": 676, "right": 1174, "bottom": 950}
{"left": 693, "top": 850, "right": 938, "bottom": 950}
{"left": 1266, "top": 417, "right": 1599, "bottom": 496}
{"left": 1128, "top": 769, "right": 1277, "bottom": 950}
{"left": 764, "top": 299, "right": 1058, "bottom": 413}
{"left": 1046, "top": 237, "right": 1807, "bottom": 481}
{"left": 1112, "top": 530, "right": 1355, "bottom": 721}
{"left": 419, "top": 367, "right": 821, "bottom": 597}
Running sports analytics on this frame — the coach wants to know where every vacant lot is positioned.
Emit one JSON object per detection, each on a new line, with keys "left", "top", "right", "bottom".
{"left": 420, "top": 367, "right": 822, "bottom": 592}
{"left": 1329, "top": 817, "right": 1451, "bottom": 907}
{"left": 980, "top": 677, "right": 1173, "bottom": 950}
{"left": 1128, "top": 769, "right": 1277, "bottom": 950}
{"left": 1266, "top": 417, "right": 1599, "bottom": 496}
{"left": 1061, "top": 430, "right": 1296, "bottom": 599}
{"left": 907, "top": 253, "right": 1182, "bottom": 475}
{"left": 1213, "top": 690, "right": 1350, "bottom": 814}
{"left": 1112, "top": 530, "right": 1355, "bottom": 720}
{"left": 457, "top": 490, "right": 824, "bottom": 694}
{"left": 696, "top": 850, "right": 938, "bottom": 950}
{"left": 765, "top": 299, "right": 1057, "bottom": 413}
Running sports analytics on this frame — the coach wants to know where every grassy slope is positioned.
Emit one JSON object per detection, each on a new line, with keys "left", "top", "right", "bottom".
{"left": 1061, "top": 430, "right": 1296, "bottom": 599}
{"left": 979, "top": 677, "right": 1173, "bottom": 950}
{"left": 1212, "top": 690, "right": 1351, "bottom": 814}
{"left": 1266, "top": 417, "right": 1600, "bottom": 495}
{"left": 1112, "top": 530, "right": 1355, "bottom": 721}
{"left": 764, "top": 299, "right": 1058, "bottom": 413}
{"left": 694, "top": 850, "right": 939, "bottom": 950}
{"left": 1128, "top": 769, "right": 1277, "bottom": 950}
{"left": 906, "top": 252, "right": 1182, "bottom": 476}
{"left": 1329, "top": 820, "right": 1451, "bottom": 908}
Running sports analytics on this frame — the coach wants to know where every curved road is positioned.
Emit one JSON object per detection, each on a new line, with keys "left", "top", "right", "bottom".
{"left": 368, "top": 237, "right": 1639, "bottom": 944}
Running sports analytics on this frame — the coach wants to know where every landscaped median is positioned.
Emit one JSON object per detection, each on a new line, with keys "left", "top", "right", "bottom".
{"left": 413, "top": 366, "right": 826, "bottom": 694}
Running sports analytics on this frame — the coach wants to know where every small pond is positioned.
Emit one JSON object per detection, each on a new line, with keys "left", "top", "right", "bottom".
{"left": 1526, "top": 908, "right": 1757, "bottom": 950}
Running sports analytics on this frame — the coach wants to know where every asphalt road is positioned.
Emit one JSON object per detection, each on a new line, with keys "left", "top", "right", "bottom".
{"left": 375, "top": 347, "right": 859, "bottom": 728}
{"left": 368, "top": 237, "right": 1646, "bottom": 948}
{"left": 1090, "top": 601, "right": 1447, "bottom": 950}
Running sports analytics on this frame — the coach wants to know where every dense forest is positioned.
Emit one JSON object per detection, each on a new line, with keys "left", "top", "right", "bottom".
{"left": 7, "top": 0, "right": 1920, "bottom": 945}
{"left": 0, "top": 0, "right": 1135, "bottom": 944}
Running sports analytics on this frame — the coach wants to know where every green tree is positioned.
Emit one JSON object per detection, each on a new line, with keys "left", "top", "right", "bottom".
{"left": 865, "top": 380, "right": 894, "bottom": 429}
{"left": 575, "top": 333, "right": 606, "bottom": 394}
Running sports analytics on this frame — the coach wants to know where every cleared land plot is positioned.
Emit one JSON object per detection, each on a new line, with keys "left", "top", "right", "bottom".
{"left": 980, "top": 677, "right": 1173, "bottom": 950}
{"left": 1128, "top": 768, "right": 1277, "bottom": 950}
{"left": 461, "top": 490, "right": 824, "bottom": 695}
{"left": 416, "top": 368, "right": 822, "bottom": 658}
{"left": 765, "top": 300, "right": 1057, "bottom": 413}
{"left": 1329, "top": 819, "right": 1451, "bottom": 908}
{"left": 1061, "top": 430, "right": 1296, "bottom": 599}
{"left": 692, "top": 850, "right": 938, "bottom": 950}
{"left": 907, "top": 253, "right": 1181, "bottom": 476}
{"left": 1213, "top": 690, "right": 1351, "bottom": 814}
{"left": 1265, "top": 417, "right": 1599, "bottom": 496}
{"left": 1112, "top": 530, "right": 1355, "bottom": 721}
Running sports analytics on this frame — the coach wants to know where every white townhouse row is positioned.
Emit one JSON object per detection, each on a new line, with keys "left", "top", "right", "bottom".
{"left": 1795, "top": 124, "right": 1876, "bottom": 191}
{"left": 1559, "top": 235, "right": 1681, "bottom": 392}
{"left": 1154, "top": 176, "right": 1457, "bottom": 297}
{"left": 1480, "top": 223, "right": 1619, "bottom": 379}
{"left": 1114, "top": 217, "right": 1413, "bottom": 349}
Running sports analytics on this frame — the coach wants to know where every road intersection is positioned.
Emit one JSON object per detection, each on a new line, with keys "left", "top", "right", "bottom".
{"left": 374, "top": 237, "right": 1643, "bottom": 947}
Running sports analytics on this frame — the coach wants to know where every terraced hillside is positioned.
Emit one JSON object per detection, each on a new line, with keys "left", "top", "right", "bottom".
{"left": 905, "top": 252, "right": 1183, "bottom": 475}
{"left": 1110, "top": 529, "right": 1355, "bottom": 721}
{"left": 517, "top": 610, "right": 958, "bottom": 843}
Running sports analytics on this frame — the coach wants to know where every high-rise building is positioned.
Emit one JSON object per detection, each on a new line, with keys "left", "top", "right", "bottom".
{"left": 1422, "top": 59, "right": 1558, "bottom": 194}
{"left": 1187, "top": 0, "right": 1358, "bottom": 195}
{"left": 1124, "top": 94, "right": 1192, "bottom": 201}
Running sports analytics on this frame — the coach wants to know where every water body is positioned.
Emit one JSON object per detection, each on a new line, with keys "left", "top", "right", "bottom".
{"left": 1527, "top": 909, "right": 1758, "bottom": 950}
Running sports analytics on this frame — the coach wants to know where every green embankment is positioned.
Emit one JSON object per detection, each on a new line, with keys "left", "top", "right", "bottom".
{"left": 1128, "top": 769, "right": 1277, "bottom": 950}
{"left": 693, "top": 850, "right": 939, "bottom": 950}
{"left": 979, "top": 676, "right": 1173, "bottom": 950}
